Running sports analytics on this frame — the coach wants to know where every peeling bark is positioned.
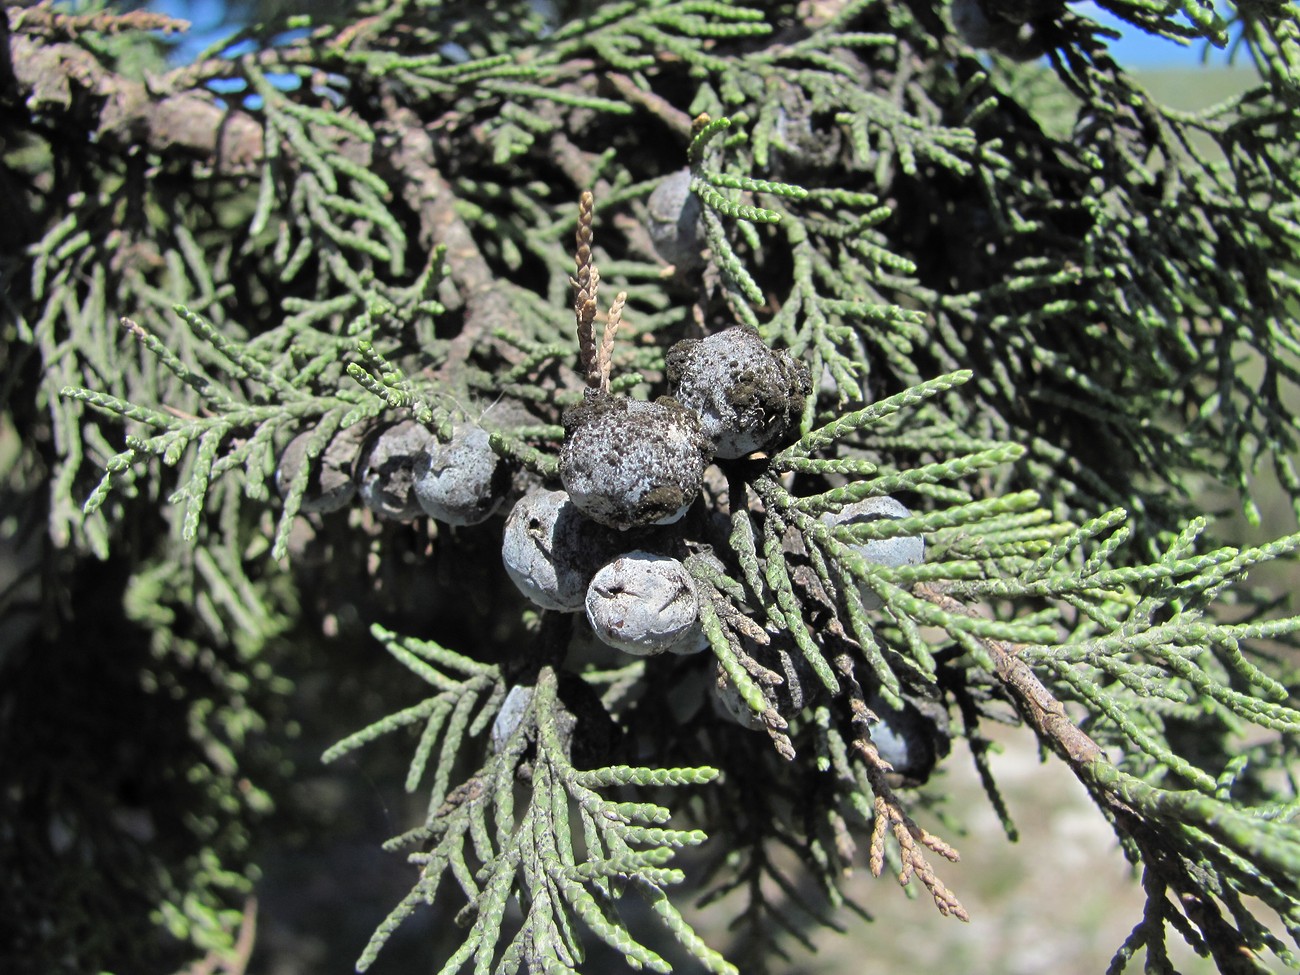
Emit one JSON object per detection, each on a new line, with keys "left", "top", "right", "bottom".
{"left": 4, "top": 13, "right": 262, "bottom": 172}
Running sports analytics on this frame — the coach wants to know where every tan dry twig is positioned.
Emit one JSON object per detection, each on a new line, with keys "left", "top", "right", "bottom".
{"left": 598, "top": 292, "right": 625, "bottom": 395}
{"left": 573, "top": 191, "right": 600, "bottom": 389}
{"left": 856, "top": 734, "right": 969, "bottom": 920}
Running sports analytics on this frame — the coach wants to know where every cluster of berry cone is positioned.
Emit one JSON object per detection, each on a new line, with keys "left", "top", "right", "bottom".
{"left": 506, "top": 324, "right": 812, "bottom": 656}
{"left": 275, "top": 183, "right": 935, "bottom": 767}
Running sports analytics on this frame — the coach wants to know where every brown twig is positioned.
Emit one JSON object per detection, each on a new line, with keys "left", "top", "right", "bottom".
{"left": 380, "top": 99, "right": 526, "bottom": 383}
{"left": 228, "top": 895, "right": 258, "bottom": 975}
{"left": 912, "top": 582, "right": 1267, "bottom": 973}
{"left": 573, "top": 191, "right": 601, "bottom": 390}
{"left": 179, "top": 894, "right": 257, "bottom": 975}
{"left": 4, "top": 23, "right": 262, "bottom": 172}
{"left": 913, "top": 584, "right": 1102, "bottom": 767}
{"left": 11, "top": 2, "right": 189, "bottom": 37}
{"left": 603, "top": 73, "right": 694, "bottom": 141}
{"left": 859, "top": 735, "right": 968, "bottom": 919}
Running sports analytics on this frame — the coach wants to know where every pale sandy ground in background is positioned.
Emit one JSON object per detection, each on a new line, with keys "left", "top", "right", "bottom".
{"left": 805, "top": 726, "right": 1221, "bottom": 975}
{"left": 683, "top": 722, "right": 1225, "bottom": 975}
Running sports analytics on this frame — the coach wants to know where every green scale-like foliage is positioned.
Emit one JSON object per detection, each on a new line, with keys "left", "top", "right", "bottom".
{"left": 322, "top": 632, "right": 729, "bottom": 975}
{"left": 3, "top": 0, "right": 1300, "bottom": 973}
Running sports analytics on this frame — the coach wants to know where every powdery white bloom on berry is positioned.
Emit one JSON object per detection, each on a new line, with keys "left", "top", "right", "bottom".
{"left": 667, "top": 326, "right": 811, "bottom": 459}
{"left": 585, "top": 551, "right": 707, "bottom": 656}
{"left": 711, "top": 666, "right": 765, "bottom": 730}
{"left": 491, "top": 685, "right": 533, "bottom": 754}
{"left": 501, "top": 488, "right": 622, "bottom": 612}
{"left": 414, "top": 423, "right": 505, "bottom": 527}
{"left": 646, "top": 167, "right": 704, "bottom": 270}
{"left": 820, "top": 496, "right": 924, "bottom": 610}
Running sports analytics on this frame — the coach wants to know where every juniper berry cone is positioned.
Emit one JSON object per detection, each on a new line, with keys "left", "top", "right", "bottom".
{"left": 667, "top": 325, "right": 811, "bottom": 459}
{"left": 356, "top": 419, "right": 433, "bottom": 521}
{"left": 819, "top": 495, "right": 924, "bottom": 610}
{"left": 585, "top": 551, "right": 707, "bottom": 656}
{"left": 414, "top": 423, "right": 507, "bottom": 527}
{"left": 559, "top": 395, "right": 713, "bottom": 530}
{"left": 501, "top": 488, "right": 624, "bottom": 612}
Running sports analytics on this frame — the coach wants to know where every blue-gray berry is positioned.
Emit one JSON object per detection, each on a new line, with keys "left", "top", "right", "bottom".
{"left": 559, "top": 395, "right": 713, "bottom": 531}
{"left": 820, "top": 496, "right": 924, "bottom": 610}
{"left": 275, "top": 423, "right": 365, "bottom": 514}
{"left": 585, "top": 552, "right": 707, "bottom": 656}
{"left": 646, "top": 168, "right": 704, "bottom": 270}
{"left": 501, "top": 488, "right": 622, "bottom": 612}
{"left": 667, "top": 326, "right": 811, "bottom": 459}
{"left": 865, "top": 693, "right": 947, "bottom": 784}
{"left": 414, "top": 423, "right": 505, "bottom": 527}
{"left": 951, "top": 0, "right": 1003, "bottom": 47}
{"left": 711, "top": 667, "right": 765, "bottom": 730}
{"left": 356, "top": 419, "right": 433, "bottom": 521}
{"left": 491, "top": 685, "right": 533, "bottom": 753}
{"left": 950, "top": 0, "right": 1057, "bottom": 59}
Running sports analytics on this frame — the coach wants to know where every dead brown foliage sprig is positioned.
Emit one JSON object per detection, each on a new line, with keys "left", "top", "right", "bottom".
{"left": 856, "top": 734, "right": 969, "bottom": 920}
{"left": 836, "top": 651, "right": 969, "bottom": 920}
{"left": 598, "top": 293, "right": 624, "bottom": 396}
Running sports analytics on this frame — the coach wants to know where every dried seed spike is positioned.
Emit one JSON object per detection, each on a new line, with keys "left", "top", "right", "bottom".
{"left": 574, "top": 190, "right": 600, "bottom": 389}
{"left": 598, "top": 291, "right": 625, "bottom": 395}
